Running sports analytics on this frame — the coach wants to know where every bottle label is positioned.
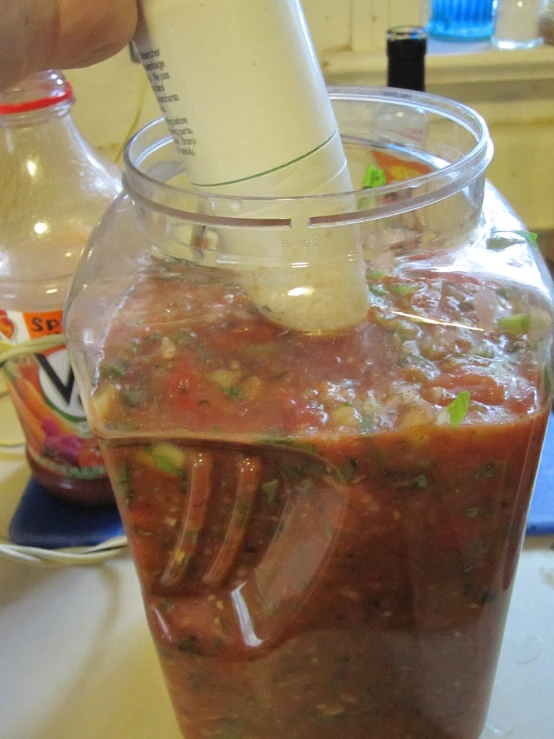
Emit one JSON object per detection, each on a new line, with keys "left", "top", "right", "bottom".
{"left": 0, "top": 308, "right": 63, "bottom": 342}
{"left": 1, "top": 309, "right": 107, "bottom": 480}
{"left": 134, "top": 0, "right": 337, "bottom": 187}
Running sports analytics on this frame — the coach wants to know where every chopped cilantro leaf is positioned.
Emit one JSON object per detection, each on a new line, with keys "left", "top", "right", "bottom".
{"left": 305, "top": 459, "right": 327, "bottom": 476}
{"left": 369, "top": 285, "right": 387, "bottom": 297}
{"left": 292, "top": 442, "right": 318, "bottom": 455}
{"left": 118, "top": 462, "right": 133, "bottom": 504}
{"left": 118, "top": 462, "right": 129, "bottom": 490}
{"left": 152, "top": 455, "right": 175, "bottom": 474}
{"left": 388, "top": 283, "right": 419, "bottom": 297}
{"left": 513, "top": 230, "right": 538, "bottom": 244}
{"left": 121, "top": 386, "right": 148, "bottom": 407}
{"left": 101, "top": 363, "right": 125, "bottom": 380}
{"left": 224, "top": 386, "right": 244, "bottom": 400}
{"left": 261, "top": 479, "right": 279, "bottom": 504}
{"left": 411, "top": 474, "right": 428, "bottom": 490}
{"left": 361, "top": 414, "right": 374, "bottom": 434}
{"left": 447, "top": 391, "right": 470, "bottom": 427}
{"left": 338, "top": 458, "right": 358, "bottom": 484}
{"left": 474, "top": 462, "right": 497, "bottom": 479}
{"left": 259, "top": 437, "right": 318, "bottom": 455}
{"left": 366, "top": 269, "right": 386, "bottom": 281}
{"left": 296, "top": 479, "right": 314, "bottom": 493}
{"left": 178, "top": 635, "right": 198, "bottom": 653}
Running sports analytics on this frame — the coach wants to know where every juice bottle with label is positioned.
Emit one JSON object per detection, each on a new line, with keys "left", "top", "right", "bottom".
{"left": 0, "top": 70, "right": 121, "bottom": 506}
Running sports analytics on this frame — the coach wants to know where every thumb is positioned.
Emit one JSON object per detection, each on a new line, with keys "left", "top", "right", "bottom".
{"left": 48, "top": 0, "right": 139, "bottom": 70}
{"left": 0, "top": 0, "right": 138, "bottom": 92}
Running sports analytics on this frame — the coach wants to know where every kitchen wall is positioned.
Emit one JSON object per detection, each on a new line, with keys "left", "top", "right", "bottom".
{"left": 67, "top": 0, "right": 554, "bottom": 230}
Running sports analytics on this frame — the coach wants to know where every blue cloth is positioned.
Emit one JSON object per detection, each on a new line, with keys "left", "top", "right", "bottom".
{"left": 9, "top": 478, "right": 124, "bottom": 548}
{"left": 527, "top": 411, "right": 554, "bottom": 535}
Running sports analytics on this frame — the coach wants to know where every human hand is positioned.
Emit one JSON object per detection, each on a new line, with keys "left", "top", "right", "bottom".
{"left": 1, "top": 0, "right": 138, "bottom": 92}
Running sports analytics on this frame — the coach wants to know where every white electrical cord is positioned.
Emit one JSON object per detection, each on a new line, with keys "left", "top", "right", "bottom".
{"left": 0, "top": 535, "right": 128, "bottom": 567}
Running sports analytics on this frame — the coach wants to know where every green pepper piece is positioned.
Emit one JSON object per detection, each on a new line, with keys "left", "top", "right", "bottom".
{"left": 362, "top": 163, "right": 387, "bottom": 189}
{"left": 498, "top": 314, "right": 530, "bottom": 336}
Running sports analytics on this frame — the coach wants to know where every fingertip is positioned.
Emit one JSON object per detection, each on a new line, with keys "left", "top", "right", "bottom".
{"left": 50, "top": 0, "right": 138, "bottom": 71}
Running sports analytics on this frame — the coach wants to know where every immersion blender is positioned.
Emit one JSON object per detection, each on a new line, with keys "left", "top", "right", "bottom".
{"left": 133, "top": 0, "right": 369, "bottom": 333}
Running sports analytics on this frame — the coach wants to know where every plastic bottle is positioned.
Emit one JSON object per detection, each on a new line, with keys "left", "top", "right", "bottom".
{"left": 492, "top": 0, "right": 543, "bottom": 49}
{"left": 0, "top": 71, "right": 121, "bottom": 506}
{"left": 132, "top": 0, "right": 369, "bottom": 334}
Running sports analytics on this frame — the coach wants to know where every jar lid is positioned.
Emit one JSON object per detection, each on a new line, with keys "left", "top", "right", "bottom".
{"left": 0, "top": 70, "right": 73, "bottom": 115}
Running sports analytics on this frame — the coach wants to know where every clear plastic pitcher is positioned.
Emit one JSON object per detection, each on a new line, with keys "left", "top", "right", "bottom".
{"left": 65, "top": 87, "right": 554, "bottom": 739}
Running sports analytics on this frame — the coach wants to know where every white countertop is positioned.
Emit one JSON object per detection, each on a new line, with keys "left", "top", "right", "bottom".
{"left": 1, "top": 392, "right": 553, "bottom": 739}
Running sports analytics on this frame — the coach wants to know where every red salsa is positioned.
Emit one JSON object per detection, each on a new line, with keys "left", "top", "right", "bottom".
{"left": 92, "top": 257, "right": 551, "bottom": 739}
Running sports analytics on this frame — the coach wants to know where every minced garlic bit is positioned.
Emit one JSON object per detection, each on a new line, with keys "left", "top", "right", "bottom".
{"left": 240, "top": 375, "right": 263, "bottom": 400}
{"left": 317, "top": 702, "right": 346, "bottom": 717}
{"left": 338, "top": 586, "right": 362, "bottom": 602}
{"left": 209, "top": 368, "right": 242, "bottom": 390}
{"left": 160, "top": 335, "right": 177, "bottom": 359}
{"left": 174, "top": 550, "right": 186, "bottom": 564}
{"left": 340, "top": 693, "right": 358, "bottom": 704}
{"left": 330, "top": 404, "right": 359, "bottom": 428}
{"left": 400, "top": 404, "right": 433, "bottom": 429}
{"left": 91, "top": 385, "right": 118, "bottom": 420}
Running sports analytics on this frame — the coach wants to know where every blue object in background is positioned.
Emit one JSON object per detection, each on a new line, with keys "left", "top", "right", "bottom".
{"left": 9, "top": 477, "right": 124, "bottom": 549}
{"left": 526, "top": 411, "right": 554, "bottom": 536}
{"left": 428, "top": 0, "right": 495, "bottom": 40}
